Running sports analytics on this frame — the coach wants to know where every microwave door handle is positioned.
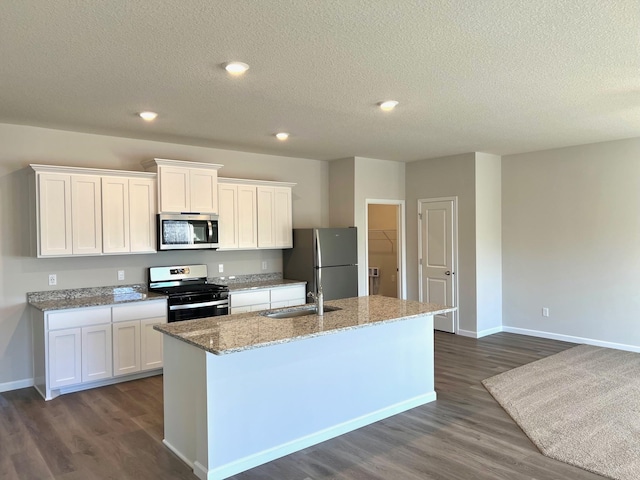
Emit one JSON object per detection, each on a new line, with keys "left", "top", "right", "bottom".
{"left": 208, "top": 220, "right": 213, "bottom": 242}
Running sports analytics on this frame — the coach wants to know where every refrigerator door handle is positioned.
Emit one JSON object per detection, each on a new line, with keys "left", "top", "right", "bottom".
{"left": 315, "top": 230, "right": 323, "bottom": 293}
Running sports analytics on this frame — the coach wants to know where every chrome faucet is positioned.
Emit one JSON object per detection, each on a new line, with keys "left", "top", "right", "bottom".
{"left": 307, "top": 286, "right": 324, "bottom": 316}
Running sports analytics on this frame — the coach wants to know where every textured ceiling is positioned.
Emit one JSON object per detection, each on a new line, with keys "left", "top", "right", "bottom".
{"left": 1, "top": 1, "right": 639, "bottom": 162}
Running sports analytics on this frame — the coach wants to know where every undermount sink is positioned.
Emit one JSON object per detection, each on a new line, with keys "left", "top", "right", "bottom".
{"left": 261, "top": 305, "right": 341, "bottom": 319}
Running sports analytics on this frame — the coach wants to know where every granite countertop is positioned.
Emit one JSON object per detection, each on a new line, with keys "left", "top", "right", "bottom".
{"left": 27, "top": 285, "right": 167, "bottom": 311}
{"left": 154, "top": 295, "right": 455, "bottom": 355}
{"left": 227, "top": 278, "right": 306, "bottom": 293}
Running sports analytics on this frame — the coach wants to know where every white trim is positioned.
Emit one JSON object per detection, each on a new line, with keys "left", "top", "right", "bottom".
{"left": 199, "top": 392, "right": 436, "bottom": 480}
{"left": 0, "top": 378, "right": 34, "bottom": 393}
{"left": 163, "top": 439, "right": 196, "bottom": 469}
{"left": 141, "top": 158, "right": 223, "bottom": 171}
{"left": 456, "top": 326, "right": 503, "bottom": 339}
{"left": 502, "top": 327, "right": 640, "bottom": 353}
{"left": 364, "top": 199, "right": 407, "bottom": 299}
{"left": 218, "top": 177, "right": 296, "bottom": 188}
{"left": 418, "top": 196, "right": 459, "bottom": 334}
{"left": 31, "top": 164, "right": 156, "bottom": 178}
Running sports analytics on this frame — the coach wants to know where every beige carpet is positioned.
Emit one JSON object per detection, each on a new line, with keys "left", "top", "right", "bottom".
{"left": 482, "top": 344, "right": 640, "bottom": 480}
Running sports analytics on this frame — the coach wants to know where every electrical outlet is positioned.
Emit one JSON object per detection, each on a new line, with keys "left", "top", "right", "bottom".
{"left": 262, "top": 261, "right": 267, "bottom": 270}
{"left": 117, "top": 270, "right": 125, "bottom": 281}
{"left": 542, "top": 307, "right": 549, "bottom": 317}
{"left": 218, "top": 264, "right": 224, "bottom": 273}
{"left": 48, "top": 274, "right": 57, "bottom": 286}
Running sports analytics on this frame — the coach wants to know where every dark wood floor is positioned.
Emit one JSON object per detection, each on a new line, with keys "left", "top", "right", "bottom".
{"left": 0, "top": 332, "right": 605, "bottom": 480}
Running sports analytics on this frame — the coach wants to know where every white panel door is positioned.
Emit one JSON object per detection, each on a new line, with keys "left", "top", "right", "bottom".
{"left": 218, "top": 183, "right": 238, "bottom": 248}
{"left": 102, "top": 177, "right": 130, "bottom": 253}
{"left": 48, "top": 328, "right": 82, "bottom": 388}
{"left": 71, "top": 175, "right": 102, "bottom": 254}
{"left": 257, "top": 187, "right": 275, "bottom": 248}
{"left": 112, "top": 320, "right": 141, "bottom": 376}
{"left": 140, "top": 317, "right": 165, "bottom": 371}
{"left": 81, "top": 324, "right": 113, "bottom": 382}
{"left": 38, "top": 173, "right": 72, "bottom": 256}
{"left": 237, "top": 185, "right": 258, "bottom": 248}
{"left": 129, "top": 178, "right": 156, "bottom": 252}
{"left": 419, "top": 199, "right": 457, "bottom": 333}
{"left": 159, "top": 166, "right": 189, "bottom": 213}
{"left": 189, "top": 168, "right": 218, "bottom": 214}
{"left": 274, "top": 187, "right": 292, "bottom": 248}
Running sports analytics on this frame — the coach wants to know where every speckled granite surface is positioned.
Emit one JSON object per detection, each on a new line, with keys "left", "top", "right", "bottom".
{"left": 207, "top": 273, "right": 305, "bottom": 292}
{"left": 27, "top": 285, "right": 167, "bottom": 311}
{"left": 154, "top": 295, "right": 455, "bottom": 355}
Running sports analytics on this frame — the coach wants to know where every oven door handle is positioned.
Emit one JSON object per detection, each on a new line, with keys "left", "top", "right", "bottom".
{"left": 169, "top": 300, "right": 229, "bottom": 311}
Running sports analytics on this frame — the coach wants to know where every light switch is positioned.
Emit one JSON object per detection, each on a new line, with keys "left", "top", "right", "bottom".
{"left": 218, "top": 264, "right": 224, "bottom": 273}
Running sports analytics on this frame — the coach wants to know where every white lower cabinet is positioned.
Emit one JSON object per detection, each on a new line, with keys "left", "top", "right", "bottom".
{"left": 230, "top": 285, "right": 306, "bottom": 314}
{"left": 112, "top": 302, "right": 167, "bottom": 376}
{"left": 48, "top": 328, "right": 82, "bottom": 389}
{"left": 81, "top": 324, "right": 113, "bottom": 382}
{"left": 33, "top": 299, "right": 167, "bottom": 401}
{"left": 113, "top": 320, "right": 141, "bottom": 376}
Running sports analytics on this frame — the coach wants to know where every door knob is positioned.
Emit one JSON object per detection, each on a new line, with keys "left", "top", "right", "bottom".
{"left": 445, "top": 271, "right": 451, "bottom": 276}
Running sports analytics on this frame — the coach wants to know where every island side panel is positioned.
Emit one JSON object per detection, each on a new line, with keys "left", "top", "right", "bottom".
{"left": 201, "top": 313, "right": 435, "bottom": 479}
{"left": 162, "top": 334, "right": 208, "bottom": 471}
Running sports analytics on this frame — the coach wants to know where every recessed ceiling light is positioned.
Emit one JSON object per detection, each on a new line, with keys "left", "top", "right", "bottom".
{"left": 224, "top": 61, "right": 250, "bottom": 75}
{"left": 139, "top": 111, "right": 158, "bottom": 121}
{"left": 378, "top": 100, "right": 399, "bottom": 111}
{"left": 275, "top": 132, "right": 289, "bottom": 141}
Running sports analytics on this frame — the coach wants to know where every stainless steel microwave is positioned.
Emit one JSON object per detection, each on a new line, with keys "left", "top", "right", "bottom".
{"left": 157, "top": 213, "right": 219, "bottom": 250}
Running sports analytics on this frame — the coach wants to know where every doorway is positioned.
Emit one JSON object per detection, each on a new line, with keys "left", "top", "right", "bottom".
{"left": 418, "top": 197, "right": 458, "bottom": 333}
{"left": 365, "top": 200, "right": 406, "bottom": 299}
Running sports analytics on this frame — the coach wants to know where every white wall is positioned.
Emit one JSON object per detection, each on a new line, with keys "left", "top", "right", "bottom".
{"left": 502, "top": 138, "right": 640, "bottom": 349}
{"left": 406, "top": 153, "right": 478, "bottom": 332}
{"left": 475, "top": 153, "right": 502, "bottom": 335}
{"left": 0, "top": 123, "right": 329, "bottom": 388}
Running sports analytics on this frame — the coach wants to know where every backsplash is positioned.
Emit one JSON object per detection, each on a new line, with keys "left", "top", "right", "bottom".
{"left": 27, "top": 284, "right": 148, "bottom": 303}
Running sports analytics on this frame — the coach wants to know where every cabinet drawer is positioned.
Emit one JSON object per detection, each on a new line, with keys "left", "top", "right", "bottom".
{"left": 230, "top": 290, "right": 270, "bottom": 307}
{"left": 112, "top": 300, "right": 167, "bottom": 322}
{"left": 48, "top": 307, "right": 111, "bottom": 330}
{"left": 270, "top": 285, "right": 306, "bottom": 303}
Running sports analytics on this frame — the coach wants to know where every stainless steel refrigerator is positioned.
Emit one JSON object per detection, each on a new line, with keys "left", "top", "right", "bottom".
{"left": 283, "top": 228, "right": 358, "bottom": 301}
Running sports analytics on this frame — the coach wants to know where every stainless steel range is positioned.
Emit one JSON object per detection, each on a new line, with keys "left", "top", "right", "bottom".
{"left": 148, "top": 264, "right": 229, "bottom": 322}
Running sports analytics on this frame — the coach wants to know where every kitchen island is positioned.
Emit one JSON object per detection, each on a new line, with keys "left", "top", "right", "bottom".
{"left": 155, "top": 295, "right": 454, "bottom": 480}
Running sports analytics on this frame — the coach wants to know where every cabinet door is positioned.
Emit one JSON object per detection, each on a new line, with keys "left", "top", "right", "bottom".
{"left": 129, "top": 178, "right": 156, "bottom": 253}
{"left": 158, "top": 166, "right": 189, "bottom": 213}
{"left": 274, "top": 187, "right": 292, "bottom": 248}
{"left": 257, "top": 186, "right": 275, "bottom": 248}
{"left": 112, "top": 320, "right": 141, "bottom": 376}
{"left": 218, "top": 183, "right": 238, "bottom": 248}
{"left": 237, "top": 185, "right": 258, "bottom": 249}
{"left": 102, "top": 177, "right": 130, "bottom": 253}
{"left": 48, "top": 328, "right": 82, "bottom": 388}
{"left": 189, "top": 168, "right": 218, "bottom": 214}
{"left": 140, "top": 317, "right": 165, "bottom": 371}
{"left": 81, "top": 324, "right": 113, "bottom": 382}
{"left": 38, "top": 173, "right": 72, "bottom": 256}
{"left": 71, "top": 175, "right": 102, "bottom": 254}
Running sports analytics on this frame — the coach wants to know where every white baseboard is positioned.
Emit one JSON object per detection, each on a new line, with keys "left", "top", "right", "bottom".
{"left": 457, "top": 326, "right": 503, "bottom": 339}
{"left": 198, "top": 392, "right": 437, "bottom": 480}
{"left": 457, "top": 329, "right": 478, "bottom": 338}
{"left": 0, "top": 378, "right": 34, "bottom": 393}
{"left": 502, "top": 326, "right": 640, "bottom": 353}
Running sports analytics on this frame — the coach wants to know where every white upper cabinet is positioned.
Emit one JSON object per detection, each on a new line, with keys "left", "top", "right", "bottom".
{"left": 142, "top": 158, "right": 222, "bottom": 214}
{"left": 32, "top": 165, "right": 157, "bottom": 257}
{"left": 102, "top": 176, "right": 156, "bottom": 254}
{"left": 37, "top": 173, "right": 73, "bottom": 256}
{"left": 219, "top": 178, "right": 294, "bottom": 250}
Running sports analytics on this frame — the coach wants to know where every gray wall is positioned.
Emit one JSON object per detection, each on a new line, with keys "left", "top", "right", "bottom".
{"left": 502, "top": 138, "right": 640, "bottom": 349}
{"left": 0, "top": 123, "right": 329, "bottom": 388}
{"left": 329, "top": 157, "right": 405, "bottom": 296}
{"left": 406, "top": 153, "right": 478, "bottom": 333}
